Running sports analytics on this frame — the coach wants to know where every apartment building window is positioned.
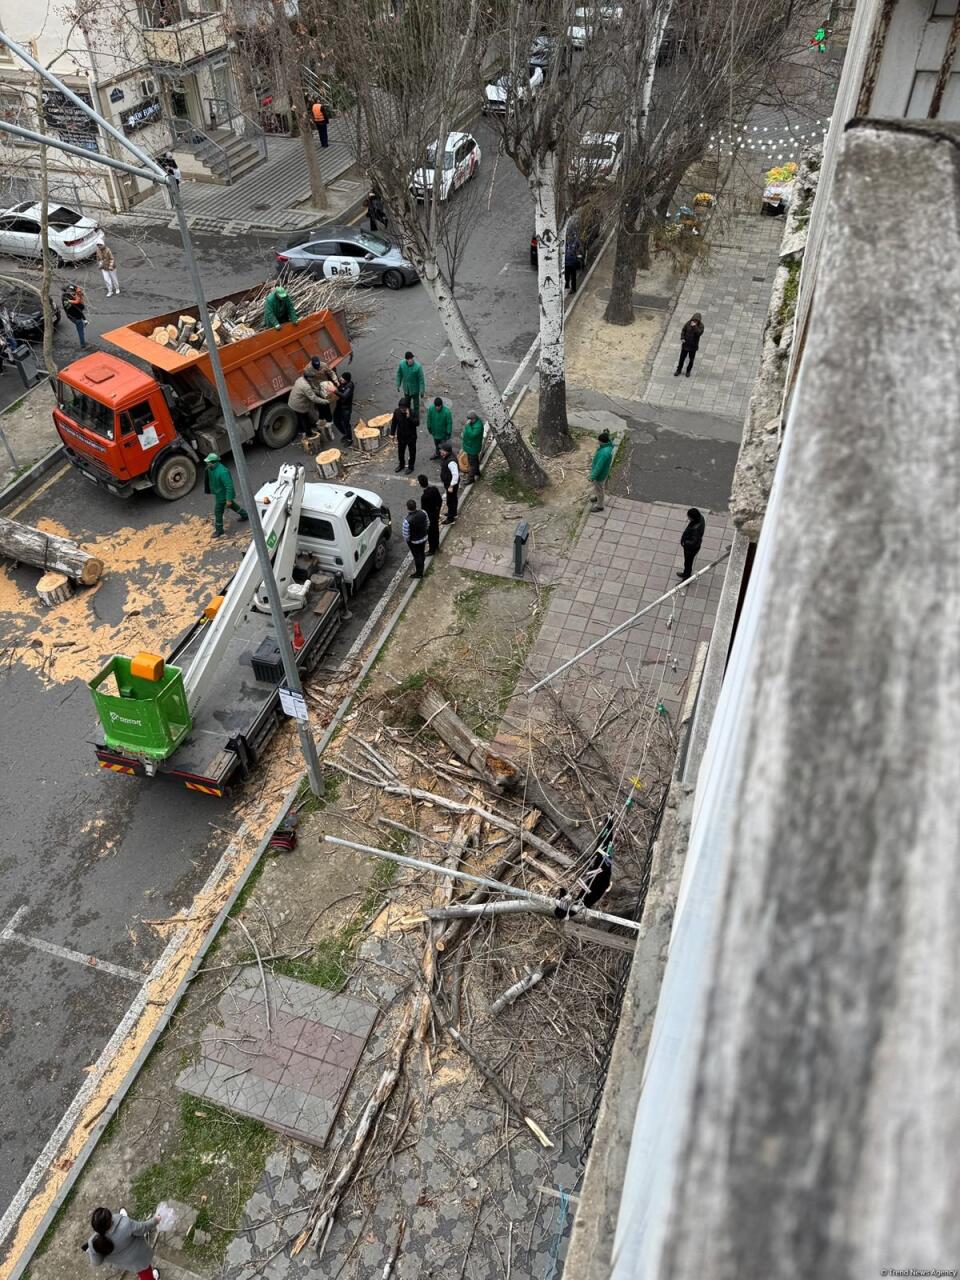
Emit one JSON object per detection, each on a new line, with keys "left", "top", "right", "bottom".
{"left": 869, "top": 0, "right": 960, "bottom": 120}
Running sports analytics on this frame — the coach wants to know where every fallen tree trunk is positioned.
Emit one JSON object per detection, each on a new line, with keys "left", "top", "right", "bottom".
{"left": 0, "top": 516, "right": 103, "bottom": 585}
{"left": 417, "top": 685, "right": 521, "bottom": 791}
{"left": 428, "top": 900, "right": 557, "bottom": 922}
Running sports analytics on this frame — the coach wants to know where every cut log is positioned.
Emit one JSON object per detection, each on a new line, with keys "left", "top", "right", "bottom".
{"left": 416, "top": 685, "right": 521, "bottom": 792}
{"left": 36, "top": 571, "right": 74, "bottom": 606}
{"left": 355, "top": 426, "right": 382, "bottom": 453}
{"left": 0, "top": 516, "right": 103, "bottom": 585}
{"left": 489, "top": 962, "right": 558, "bottom": 1016}
{"left": 367, "top": 412, "right": 393, "bottom": 441}
{"left": 315, "top": 449, "right": 345, "bottom": 480}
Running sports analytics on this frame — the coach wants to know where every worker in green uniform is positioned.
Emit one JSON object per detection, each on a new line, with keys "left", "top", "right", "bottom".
{"left": 204, "top": 452, "right": 249, "bottom": 537}
{"left": 263, "top": 285, "right": 298, "bottom": 330}
{"left": 395, "top": 350, "right": 425, "bottom": 417}
{"left": 426, "top": 396, "right": 453, "bottom": 459}
{"left": 589, "top": 430, "right": 615, "bottom": 512}
{"left": 461, "top": 411, "right": 484, "bottom": 484}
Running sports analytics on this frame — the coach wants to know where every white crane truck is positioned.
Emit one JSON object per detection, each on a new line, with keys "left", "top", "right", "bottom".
{"left": 89, "top": 464, "right": 391, "bottom": 796}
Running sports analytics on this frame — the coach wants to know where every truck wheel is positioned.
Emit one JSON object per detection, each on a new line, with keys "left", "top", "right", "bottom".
{"left": 257, "top": 404, "right": 298, "bottom": 449}
{"left": 373, "top": 534, "right": 388, "bottom": 572}
{"left": 153, "top": 453, "right": 198, "bottom": 500}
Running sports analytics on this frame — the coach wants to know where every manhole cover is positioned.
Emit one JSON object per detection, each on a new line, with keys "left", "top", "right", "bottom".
{"left": 252, "top": 202, "right": 270, "bottom": 211}
{"left": 752, "top": 275, "right": 766, "bottom": 282}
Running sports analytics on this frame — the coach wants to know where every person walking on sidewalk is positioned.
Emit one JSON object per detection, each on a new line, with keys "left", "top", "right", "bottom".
{"left": 62, "top": 283, "right": 88, "bottom": 349}
{"left": 426, "top": 396, "right": 452, "bottom": 458}
{"left": 364, "top": 188, "right": 386, "bottom": 232}
{"left": 418, "top": 473, "right": 442, "bottom": 554}
{"left": 439, "top": 443, "right": 460, "bottom": 523}
{"left": 677, "top": 507, "right": 706, "bottom": 580}
{"left": 83, "top": 1206, "right": 161, "bottom": 1279}
{"left": 403, "top": 498, "right": 429, "bottom": 579}
{"left": 204, "top": 453, "right": 249, "bottom": 538}
{"left": 333, "top": 371, "right": 354, "bottom": 443}
{"left": 675, "top": 313, "right": 704, "bottom": 378}
{"left": 588, "top": 430, "right": 615, "bottom": 512}
{"left": 396, "top": 350, "right": 425, "bottom": 418}
{"left": 311, "top": 100, "right": 329, "bottom": 147}
{"left": 95, "top": 241, "right": 120, "bottom": 296}
{"left": 461, "top": 411, "right": 484, "bottom": 484}
{"left": 564, "top": 230, "right": 582, "bottom": 293}
{"left": 390, "top": 396, "right": 418, "bottom": 473}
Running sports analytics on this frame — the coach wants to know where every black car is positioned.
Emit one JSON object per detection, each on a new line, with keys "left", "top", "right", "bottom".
{"left": 0, "top": 284, "right": 60, "bottom": 339}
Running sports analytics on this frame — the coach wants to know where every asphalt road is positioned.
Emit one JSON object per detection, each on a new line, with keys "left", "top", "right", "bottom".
{"left": 0, "top": 116, "right": 540, "bottom": 1226}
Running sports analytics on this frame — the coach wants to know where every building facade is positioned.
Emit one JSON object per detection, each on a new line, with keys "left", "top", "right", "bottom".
{"left": 0, "top": 0, "right": 241, "bottom": 211}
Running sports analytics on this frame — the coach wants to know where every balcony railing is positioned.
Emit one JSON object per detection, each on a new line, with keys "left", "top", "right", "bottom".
{"left": 143, "top": 12, "right": 225, "bottom": 65}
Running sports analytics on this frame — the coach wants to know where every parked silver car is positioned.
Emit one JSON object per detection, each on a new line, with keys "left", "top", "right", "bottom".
{"left": 275, "top": 224, "right": 419, "bottom": 290}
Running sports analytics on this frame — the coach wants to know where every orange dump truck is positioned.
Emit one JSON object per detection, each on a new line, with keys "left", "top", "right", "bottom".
{"left": 52, "top": 284, "right": 351, "bottom": 500}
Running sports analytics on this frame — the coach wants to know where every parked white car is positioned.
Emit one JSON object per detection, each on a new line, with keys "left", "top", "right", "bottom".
{"left": 569, "top": 132, "right": 623, "bottom": 185}
{"left": 0, "top": 202, "right": 101, "bottom": 263}
{"left": 568, "top": 10, "right": 595, "bottom": 46}
{"left": 483, "top": 66, "right": 545, "bottom": 114}
{"left": 410, "top": 132, "right": 481, "bottom": 201}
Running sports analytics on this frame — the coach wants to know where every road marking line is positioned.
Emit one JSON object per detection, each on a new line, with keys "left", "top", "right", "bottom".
{"left": 1, "top": 908, "right": 144, "bottom": 984}
{"left": 0, "top": 823, "right": 249, "bottom": 1280}
{"left": 3, "top": 463, "right": 70, "bottom": 520}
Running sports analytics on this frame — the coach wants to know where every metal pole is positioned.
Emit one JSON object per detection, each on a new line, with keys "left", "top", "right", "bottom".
{"left": 167, "top": 182, "right": 324, "bottom": 796}
{"left": 324, "top": 835, "right": 644, "bottom": 933}
{"left": 0, "top": 120, "right": 160, "bottom": 182}
{"left": 527, "top": 546, "right": 732, "bottom": 693}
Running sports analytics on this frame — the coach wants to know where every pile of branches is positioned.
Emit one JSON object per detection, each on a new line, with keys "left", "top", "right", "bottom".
{"left": 287, "top": 678, "right": 672, "bottom": 1260}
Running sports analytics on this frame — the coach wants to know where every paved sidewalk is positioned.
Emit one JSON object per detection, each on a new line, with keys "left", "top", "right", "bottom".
{"left": 137, "top": 122, "right": 359, "bottom": 234}
{"left": 644, "top": 213, "right": 784, "bottom": 424}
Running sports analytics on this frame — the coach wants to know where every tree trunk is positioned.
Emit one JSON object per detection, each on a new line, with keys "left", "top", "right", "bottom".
{"left": 0, "top": 516, "right": 104, "bottom": 584}
{"left": 531, "top": 152, "right": 573, "bottom": 455}
{"left": 416, "top": 685, "right": 520, "bottom": 791}
{"left": 604, "top": 193, "right": 645, "bottom": 327}
{"left": 298, "top": 109, "right": 327, "bottom": 209}
{"left": 419, "top": 267, "right": 549, "bottom": 489}
{"left": 271, "top": 0, "right": 326, "bottom": 208}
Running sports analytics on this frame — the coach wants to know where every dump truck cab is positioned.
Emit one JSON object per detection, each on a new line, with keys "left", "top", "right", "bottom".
{"left": 54, "top": 354, "right": 183, "bottom": 498}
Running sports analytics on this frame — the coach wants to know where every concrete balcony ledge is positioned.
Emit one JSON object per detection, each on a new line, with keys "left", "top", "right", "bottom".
{"left": 143, "top": 12, "right": 225, "bottom": 64}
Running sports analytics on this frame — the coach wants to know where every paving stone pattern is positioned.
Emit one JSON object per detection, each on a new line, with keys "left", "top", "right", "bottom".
{"left": 176, "top": 968, "right": 377, "bottom": 1145}
{"left": 220, "top": 936, "right": 586, "bottom": 1280}
{"left": 449, "top": 540, "right": 568, "bottom": 586}
{"left": 138, "top": 123, "right": 358, "bottom": 233}
{"left": 645, "top": 213, "right": 784, "bottom": 424}
{"left": 496, "top": 497, "right": 730, "bottom": 758}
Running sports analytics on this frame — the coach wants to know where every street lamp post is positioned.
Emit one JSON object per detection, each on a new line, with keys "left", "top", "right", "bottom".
{"left": 0, "top": 30, "right": 325, "bottom": 796}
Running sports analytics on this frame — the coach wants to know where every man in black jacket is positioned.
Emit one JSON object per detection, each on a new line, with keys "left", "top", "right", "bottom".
{"left": 390, "top": 397, "right": 418, "bottom": 473}
{"left": 417, "top": 473, "right": 443, "bottom": 554}
{"left": 403, "top": 498, "right": 429, "bottom": 578}
{"left": 333, "top": 371, "right": 354, "bottom": 443}
{"left": 677, "top": 508, "right": 706, "bottom": 580}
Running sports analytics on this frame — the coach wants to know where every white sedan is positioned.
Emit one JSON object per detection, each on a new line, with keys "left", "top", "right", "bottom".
{"left": 569, "top": 132, "right": 623, "bottom": 184}
{"left": 410, "top": 132, "right": 481, "bottom": 201}
{"left": 483, "top": 66, "right": 545, "bottom": 114}
{"left": 0, "top": 202, "right": 101, "bottom": 263}
{"left": 569, "top": 8, "right": 595, "bottom": 45}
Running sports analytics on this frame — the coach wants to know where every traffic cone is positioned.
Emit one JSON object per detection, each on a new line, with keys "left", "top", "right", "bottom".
{"left": 293, "top": 622, "right": 305, "bottom": 652}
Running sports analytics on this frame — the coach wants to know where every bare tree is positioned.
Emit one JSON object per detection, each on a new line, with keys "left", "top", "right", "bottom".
{"left": 312, "top": 0, "right": 549, "bottom": 488}
{"left": 480, "top": 3, "right": 618, "bottom": 454}
{"left": 604, "top": 0, "right": 816, "bottom": 326}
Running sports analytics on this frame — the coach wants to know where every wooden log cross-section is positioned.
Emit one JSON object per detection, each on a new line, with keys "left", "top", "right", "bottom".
{"left": 416, "top": 685, "right": 521, "bottom": 792}
{"left": 36, "top": 572, "right": 74, "bottom": 607}
{"left": 0, "top": 516, "right": 103, "bottom": 585}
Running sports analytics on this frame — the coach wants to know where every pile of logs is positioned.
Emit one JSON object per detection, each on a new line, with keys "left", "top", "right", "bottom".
{"left": 0, "top": 515, "right": 103, "bottom": 605}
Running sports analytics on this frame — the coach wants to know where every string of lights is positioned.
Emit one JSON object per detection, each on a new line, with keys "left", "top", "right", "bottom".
{"left": 706, "top": 116, "right": 832, "bottom": 160}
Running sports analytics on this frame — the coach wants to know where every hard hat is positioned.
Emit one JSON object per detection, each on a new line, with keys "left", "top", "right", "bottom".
{"left": 204, "top": 452, "right": 220, "bottom": 463}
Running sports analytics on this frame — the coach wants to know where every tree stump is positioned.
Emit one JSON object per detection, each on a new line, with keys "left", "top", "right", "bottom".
{"left": 355, "top": 426, "right": 382, "bottom": 453}
{"left": 416, "top": 685, "right": 521, "bottom": 791}
{"left": 368, "top": 412, "right": 393, "bottom": 442}
{"left": 36, "top": 572, "right": 74, "bottom": 607}
{"left": 316, "top": 449, "right": 345, "bottom": 480}
{"left": 0, "top": 516, "right": 103, "bottom": 584}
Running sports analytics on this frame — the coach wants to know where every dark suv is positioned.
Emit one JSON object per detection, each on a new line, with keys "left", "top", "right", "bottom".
{"left": 0, "top": 284, "right": 60, "bottom": 338}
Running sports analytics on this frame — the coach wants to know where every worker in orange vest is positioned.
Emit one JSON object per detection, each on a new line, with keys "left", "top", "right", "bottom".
{"left": 311, "top": 100, "right": 329, "bottom": 148}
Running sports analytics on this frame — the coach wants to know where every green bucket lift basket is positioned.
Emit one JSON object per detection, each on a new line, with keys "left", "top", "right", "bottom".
{"left": 89, "top": 655, "right": 192, "bottom": 761}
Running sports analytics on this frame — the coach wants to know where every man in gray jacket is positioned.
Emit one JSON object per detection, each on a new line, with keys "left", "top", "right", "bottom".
{"left": 85, "top": 1206, "right": 160, "bottom": 1277}
{"left": 288, "top": 369, "right": 328, "bottom": 435}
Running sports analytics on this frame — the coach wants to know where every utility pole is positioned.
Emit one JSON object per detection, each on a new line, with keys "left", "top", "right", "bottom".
{"left": 0, "top": 30, "right": 325, "bottom": 796}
